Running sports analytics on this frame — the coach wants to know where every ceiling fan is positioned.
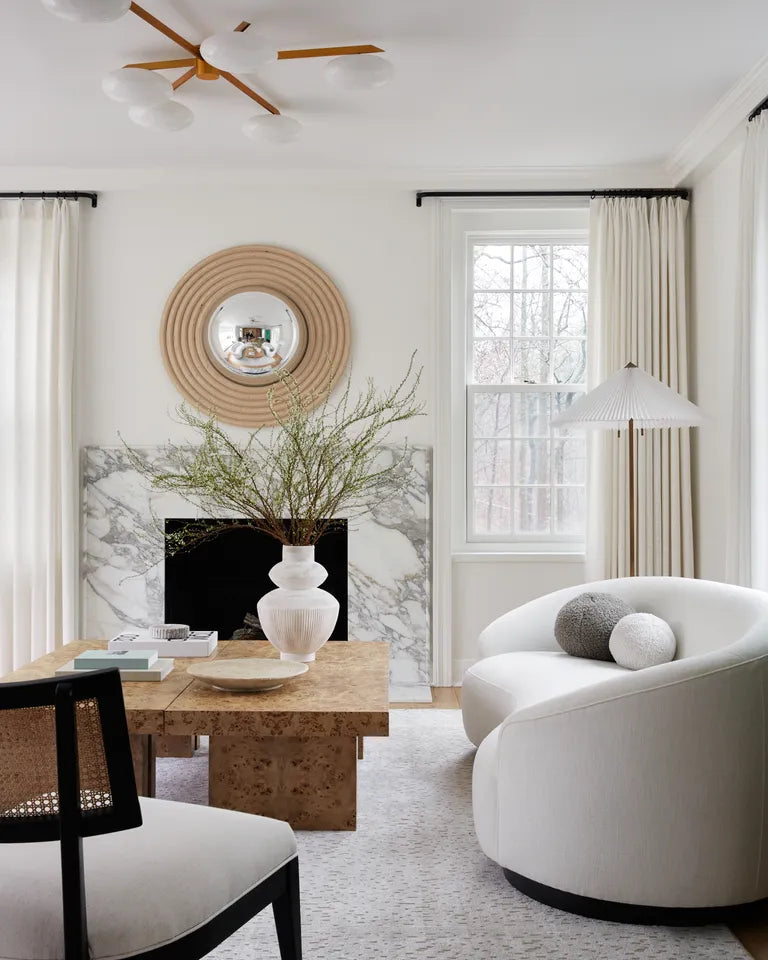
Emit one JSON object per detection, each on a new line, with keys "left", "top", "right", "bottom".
{"left": 41, "top": 0, "right": 393, "bottom": 141}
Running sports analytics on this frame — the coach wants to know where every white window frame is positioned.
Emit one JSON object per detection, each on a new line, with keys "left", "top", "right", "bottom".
{"left": 444, "top": 203, "right": 590, "bottom": 556}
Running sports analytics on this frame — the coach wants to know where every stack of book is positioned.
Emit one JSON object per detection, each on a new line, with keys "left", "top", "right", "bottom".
{"left": 55, "top": 649, "right": 174, "bottom": 682}
{"left": 108, "top": 629, "right": 218, "bottom": 658}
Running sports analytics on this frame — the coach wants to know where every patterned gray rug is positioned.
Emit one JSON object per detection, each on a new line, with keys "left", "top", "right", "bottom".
{"left": 156, "top": 711, "right": 748, "bottom": 960}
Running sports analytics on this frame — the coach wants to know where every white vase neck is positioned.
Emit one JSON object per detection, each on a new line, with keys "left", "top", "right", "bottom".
{"left": 270, "top": 544, "right": 327, "bottom": 590}
{"left": 282, "top": 545, "right": 315, "bottom": 562}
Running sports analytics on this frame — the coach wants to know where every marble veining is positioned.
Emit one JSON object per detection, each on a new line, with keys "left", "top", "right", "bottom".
{"left": 82, "top": 444, "right": 432, "bottom": 691}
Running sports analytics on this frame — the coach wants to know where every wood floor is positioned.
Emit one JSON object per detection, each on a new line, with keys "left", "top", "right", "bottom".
{"left": 394, "top": 687, "right": 767, "bottom": 960}
{"left": 737, "top": 921, "right": 768, "bottom": 960}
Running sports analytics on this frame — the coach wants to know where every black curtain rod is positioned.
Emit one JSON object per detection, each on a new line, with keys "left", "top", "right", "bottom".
{"left": 415, "top": 188, "right": 689, "bottom": 207}
{"left": 0, "top": 191, "right": 98, "bottom": 208}
{"left": 749, "top": 95, "right": 768, "bottom": 122}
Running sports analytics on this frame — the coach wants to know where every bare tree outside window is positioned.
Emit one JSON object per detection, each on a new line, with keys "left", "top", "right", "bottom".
{"left": 469, "top": 241, "right": 588, "bottom": 541}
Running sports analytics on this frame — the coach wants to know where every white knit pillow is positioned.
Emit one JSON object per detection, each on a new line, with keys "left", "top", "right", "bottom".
{"left": 609, "top": 613, "right": 676, "bottom": 670}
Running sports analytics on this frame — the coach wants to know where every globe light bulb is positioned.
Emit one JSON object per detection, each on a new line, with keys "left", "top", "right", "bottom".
{"left": 200, "top": 31, "right": 272, "bottom": 73}
{"left": 102, "top": 68, "right": 173, "bottom": 107}
{"left": 41, "top": 0, "right": 130, "bottom": 22}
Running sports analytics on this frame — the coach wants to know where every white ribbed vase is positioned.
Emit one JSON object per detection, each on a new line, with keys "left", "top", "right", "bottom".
{"left": 256, "top": 545, "right": 340, "bottom": 662}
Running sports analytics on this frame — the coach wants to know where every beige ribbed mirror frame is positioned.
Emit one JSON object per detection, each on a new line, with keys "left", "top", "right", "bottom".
{"left": 160, "top": 244, "right": 351, "bottom": 427}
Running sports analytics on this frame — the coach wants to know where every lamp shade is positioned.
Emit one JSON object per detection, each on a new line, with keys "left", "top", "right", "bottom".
{"left": 41, "top": 0, "right": 130, "bottom": 22}
{"left": 551, "top": 363, "right": 704, "bottom": 429}
{"left": 200, "top": 31, "right": 272, "bottom": 72}
{"left": 102, "top": 68, "right": 173, "bottom": 107}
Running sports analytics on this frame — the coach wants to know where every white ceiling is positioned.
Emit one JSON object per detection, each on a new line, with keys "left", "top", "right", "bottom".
{"left": 4, "top": 0, "right": 768, "bottom": 174}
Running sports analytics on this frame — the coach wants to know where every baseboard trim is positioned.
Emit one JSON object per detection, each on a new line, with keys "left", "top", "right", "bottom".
{"left": 503, "top": 869, "right": 768, "bottom": 926}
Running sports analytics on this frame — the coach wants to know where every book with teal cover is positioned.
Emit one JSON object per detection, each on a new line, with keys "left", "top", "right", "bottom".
{"left": 56, "top": 658, "right": 173, "bottom": 682}
{"left": 73, "top": 649, "right": 158, "bottom": 670}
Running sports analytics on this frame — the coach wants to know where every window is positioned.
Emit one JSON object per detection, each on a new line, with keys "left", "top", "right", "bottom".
{"left": 465, "top": 237, "right": 588, "bottom": 546}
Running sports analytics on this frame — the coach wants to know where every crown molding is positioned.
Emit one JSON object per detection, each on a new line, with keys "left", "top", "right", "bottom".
{"left": 0, "top": 161, "right": 669, "bottom": 193}
{"left": 666, "top": 54, "right": 768, "bottom": 184}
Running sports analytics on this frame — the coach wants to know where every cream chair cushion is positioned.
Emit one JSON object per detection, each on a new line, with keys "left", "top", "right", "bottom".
{"left": 0, "top": 798, "right": 298, "bottom": 960}
{"left": 462, "top": 650, "right": 627, "bottom": 747}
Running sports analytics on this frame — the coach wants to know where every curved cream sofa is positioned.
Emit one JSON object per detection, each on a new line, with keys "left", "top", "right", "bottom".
{"left": 464, "top": 577, "right": 768, "bottom": 922}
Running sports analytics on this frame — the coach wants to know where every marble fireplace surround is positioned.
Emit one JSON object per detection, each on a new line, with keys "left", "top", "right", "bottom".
{"left": 81, "top": 445, "right": 432, "bottom": 698}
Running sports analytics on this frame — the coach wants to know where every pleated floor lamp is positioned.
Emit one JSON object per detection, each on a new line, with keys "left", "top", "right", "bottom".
{"left": 551, "top": 362, "right": 704, "bottom": 576}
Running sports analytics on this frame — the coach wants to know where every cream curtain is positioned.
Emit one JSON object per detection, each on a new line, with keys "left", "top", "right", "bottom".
{"left": 0, "top": 199, "right": 80, "bottom": 674}
{"left": 586, "top": 196, "right": 694, "bottom": 579}
{"left": 726, "top": 114, "right": 768, "bottom": 588}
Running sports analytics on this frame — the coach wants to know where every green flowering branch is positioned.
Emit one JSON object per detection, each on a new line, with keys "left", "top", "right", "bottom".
{"left": 121, "top": 355, "right": 424, "bottom": 553}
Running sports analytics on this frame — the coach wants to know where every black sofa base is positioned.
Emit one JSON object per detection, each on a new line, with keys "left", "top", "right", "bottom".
{"left": 503, "top": 868, "right": 767, "bottom": 926}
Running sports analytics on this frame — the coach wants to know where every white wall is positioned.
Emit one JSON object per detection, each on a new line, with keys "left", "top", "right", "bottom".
{"left": 76, "top": 182, "right": 588, "bottom": 680}
{"left": 688, "top": 135, "right": 745, "bottom": 581}
{"left": 451, "top": 556, "right": 584, "bottom": 679}
{"left": 77, "top": 185, "right": 432, "bottom": 448}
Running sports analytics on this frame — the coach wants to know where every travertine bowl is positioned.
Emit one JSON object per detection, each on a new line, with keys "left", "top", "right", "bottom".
{"left": 186, "top": 658, "right": 308, "bottom": 692}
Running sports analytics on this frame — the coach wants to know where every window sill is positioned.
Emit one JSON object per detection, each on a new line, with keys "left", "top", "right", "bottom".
{"left": 452, "top": 551, "right": 585, "bottom": 564}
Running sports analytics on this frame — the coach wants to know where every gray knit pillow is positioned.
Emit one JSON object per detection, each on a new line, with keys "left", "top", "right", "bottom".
{"left": 554, "top": 592, "right": 635, "bottom": 661}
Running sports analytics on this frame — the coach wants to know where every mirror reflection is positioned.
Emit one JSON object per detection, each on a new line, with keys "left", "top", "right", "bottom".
{"left": 208, "top": 291, "right": 300, "bottom": 378}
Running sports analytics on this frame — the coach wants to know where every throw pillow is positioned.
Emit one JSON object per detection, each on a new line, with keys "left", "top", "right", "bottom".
{"left": 554, "top": 592, "right": 635, "bottom": 661}
{"left": 609, "top": 612, "right": 676, "bottom": 670}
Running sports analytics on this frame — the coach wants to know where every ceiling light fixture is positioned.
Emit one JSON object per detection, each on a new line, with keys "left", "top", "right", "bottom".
{"left": 102, "top": 67, "right": 173, "bottom": 106}
{"left": 199, "top": 31, "right": 272, "bottom": 73}
{"left": 41, "top": 1, "right": 392, "bottom": 141}
{"left": 41, "top": 0, "right": 130, "bottom": 22}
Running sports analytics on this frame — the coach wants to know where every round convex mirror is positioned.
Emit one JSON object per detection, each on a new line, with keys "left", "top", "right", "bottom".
{"left": 208, "top": 291, "right": 301, "bottom": 379}
{"left": 161, "top": 244, "right": 350, "bottom": 426}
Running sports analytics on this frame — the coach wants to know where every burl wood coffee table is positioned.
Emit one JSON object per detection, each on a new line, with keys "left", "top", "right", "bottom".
{"left": 0, "top": 639, "right": 206, "bottom": 796}
{"left": 166, "top": 640, "right": 389, "bottom": 830}
{"left": 1, "top": 639, "right": 389, "bottom": 831}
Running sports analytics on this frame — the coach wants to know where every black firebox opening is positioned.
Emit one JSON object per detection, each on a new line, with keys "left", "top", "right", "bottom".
{"left": 164, "top": 519, "right": 348, "bottom": 641}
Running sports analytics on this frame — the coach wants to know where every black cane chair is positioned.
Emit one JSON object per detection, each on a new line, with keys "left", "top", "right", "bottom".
{"left": 0, "top": 669, "right": 301, "bottom": 960}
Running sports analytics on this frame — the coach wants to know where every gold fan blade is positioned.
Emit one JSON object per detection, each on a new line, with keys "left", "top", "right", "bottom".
{"left": 277, "top": 44, "right": 384, "bottom": 60}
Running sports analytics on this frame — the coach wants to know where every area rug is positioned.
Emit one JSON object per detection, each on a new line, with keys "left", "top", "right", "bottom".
{"left": 156, "top": 711, "right": 749, "bottom": 960}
